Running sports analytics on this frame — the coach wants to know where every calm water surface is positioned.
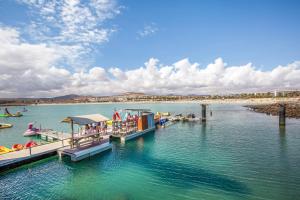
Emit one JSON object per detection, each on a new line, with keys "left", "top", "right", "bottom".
{"left": 0, "top": 103, "right": 300, "bottom": 200}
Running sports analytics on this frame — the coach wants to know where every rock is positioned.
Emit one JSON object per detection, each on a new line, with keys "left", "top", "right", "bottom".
{"left": 244, "top": 103, "right": 300, "bottom": 119}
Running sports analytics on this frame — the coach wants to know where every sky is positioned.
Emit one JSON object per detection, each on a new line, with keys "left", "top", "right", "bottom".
{"left": 0, "top": 0, "right": 300, "bottom": 97}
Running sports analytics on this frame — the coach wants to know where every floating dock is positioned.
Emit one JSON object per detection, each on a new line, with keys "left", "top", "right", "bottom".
{"left": 0, "top": 110, "right": 158, "bottom": 172}
{"left": 58, "top": 136, "right": 111, "bottom": 161}
{"left": 112, "top": 127, "right": 155, "bottom": 142}
{"left": 0, "top": 140, "right": 68, "bottom": 173}
{"left": 38, "top": 130, "right": 71, "bottom": 141}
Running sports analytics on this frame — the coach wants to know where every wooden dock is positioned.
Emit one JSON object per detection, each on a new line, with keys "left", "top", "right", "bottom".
{"left": 38, "top": 130, "right": 71, "bottom": 141}
{"left": 0, "top": 128, "right": 155, "bottom": 172}
{"left": 0, "top": 140, "right": 69, "bottom": 172}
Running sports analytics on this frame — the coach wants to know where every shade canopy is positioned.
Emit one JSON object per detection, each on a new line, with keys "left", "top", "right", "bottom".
{"left": 124, "top": 109, "right": 151, "bottom": 112}
{"left": 62, "top": 114, "right": 109, "bottom": 125}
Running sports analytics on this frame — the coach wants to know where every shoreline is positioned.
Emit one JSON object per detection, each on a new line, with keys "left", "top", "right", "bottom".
{"left": 24, "top": 97, "right": 300, "bottom": 106}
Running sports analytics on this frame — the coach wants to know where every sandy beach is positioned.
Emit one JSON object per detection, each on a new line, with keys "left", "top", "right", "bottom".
{"left": 32, "top": 97, "right": 300, "bottom": 106}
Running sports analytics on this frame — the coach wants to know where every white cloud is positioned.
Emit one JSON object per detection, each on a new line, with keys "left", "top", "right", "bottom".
{"left": 137, "top": 23, "right": 158, "bottom": 38}
{"left": 17, "top": 0, "right": 121, "bottom": 69}
{"left": 19, "top": 0, "right": 120, "bottom": 45}
{"left": 1, "top": 26, "right": 300, "bottom": 98}
{"left": 0, "top": 26, "right": 70, "bottom": 97}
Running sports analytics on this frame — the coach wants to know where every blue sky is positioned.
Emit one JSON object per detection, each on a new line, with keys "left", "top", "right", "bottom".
{"left": 1, "top": 0, "right": 300, "bottom": 69}
{"left": 99, "top": 0, "right": 300, "bottom": 70}
{"left": 0, "top": 0, "right": 300, "bottom": 97}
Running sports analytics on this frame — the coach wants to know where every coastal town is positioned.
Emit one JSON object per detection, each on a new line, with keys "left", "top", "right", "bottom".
{"left": 1, "top": 90, "right": 299, "bottom": 105}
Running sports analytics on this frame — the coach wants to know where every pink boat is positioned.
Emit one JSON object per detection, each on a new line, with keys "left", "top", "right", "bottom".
{"left": 23, "top": 123, "right": 40, "bottom": 136}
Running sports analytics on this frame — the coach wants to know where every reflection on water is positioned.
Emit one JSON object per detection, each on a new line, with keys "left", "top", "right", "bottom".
{"left": 278, "top": 126, "right": 289, "bottom": 169}
{"left": 111, "top": 132, "right": 250, "bottom": 195}
{"left": 136, "top": 137, "right": 144, "bottom": 153}
{"left": 279, "top": 126, "right": 286, "bottom": 150}
{"left": 201, "top": 122, "right": 207, "bottom": 145}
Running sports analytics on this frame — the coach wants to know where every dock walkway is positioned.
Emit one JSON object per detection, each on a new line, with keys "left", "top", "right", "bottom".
{"left": 0, "top": 140, "right": 69, "bottom": 172}
{"left": 38, "top": 130, "right": 71, "bottom": 140}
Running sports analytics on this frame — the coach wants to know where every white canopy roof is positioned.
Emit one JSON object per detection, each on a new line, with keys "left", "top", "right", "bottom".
{"left": 62, "top": 114, "right": 109, "bottom": 125}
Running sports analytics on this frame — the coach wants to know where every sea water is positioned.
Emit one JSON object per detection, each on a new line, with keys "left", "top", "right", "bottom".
{"left": 0, "top": 103, "right": 300, "bottom": 200}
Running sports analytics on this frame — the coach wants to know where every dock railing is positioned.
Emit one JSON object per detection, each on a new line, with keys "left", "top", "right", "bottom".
{"left": 111, "top": 121, "right": 137, "bottom": 136}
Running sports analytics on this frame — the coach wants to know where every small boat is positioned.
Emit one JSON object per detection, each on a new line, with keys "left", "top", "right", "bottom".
{"left": 182, "top": 113, "right": 200, "bottom": 122}
{"left": 1, "top": 108, "right": 23, "bottom": 117}
{"left": 156, "top": 112, "right": 171, "bottom": 117}
{"left": 25, "top": 141, "right": 37, "bottom": 148}
{"left": 169, "top": 114, "right": 183, "bottom": 122}
{"left": 0, "top": 123, "right": 13, "bottom": 129}
{"left": 23, "top": 123, "right": 40, "bottom": 136}
{"left": 0, "top": 146, "right": 13, "bottom": 154}
{"left": 10, "top": 112, "right": 23, "bottom": 117}
{"left": 0, "top": 112, "right": 23, "bottom": 117}
{"left": 12, "top": 144, "right": 24, "bottom": 151}
{"left": 22, "top": 107, "right": 28, "bottom": 112}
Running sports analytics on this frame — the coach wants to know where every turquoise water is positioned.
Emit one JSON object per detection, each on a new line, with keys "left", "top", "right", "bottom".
{"left": 0, "top": 103, "right": 300, "bottom": 200}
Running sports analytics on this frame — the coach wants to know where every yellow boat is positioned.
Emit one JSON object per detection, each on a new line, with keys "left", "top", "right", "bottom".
{"left": 0, "top": 146, "right": 13, "bottom": 154}
{"left": 156, "top": 112, "right": 171, "bottom": 117}
{"left": 10, "top": 112, "right": 23, "bottom": 117}
{"left": 0, "top": 123, "right": 13, "bottom": 129}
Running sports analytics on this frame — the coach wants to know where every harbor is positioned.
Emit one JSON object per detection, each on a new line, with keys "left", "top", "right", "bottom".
{"left": 0, "top": 107, "right": 172, "bottom": 170}
{"left": 1, "top": 0, "right": 300, "bottom": 198}
{"left": 0, "top": 103, "right": 300, "bottom": 200}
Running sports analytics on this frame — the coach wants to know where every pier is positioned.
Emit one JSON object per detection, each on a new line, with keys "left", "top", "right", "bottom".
{"left": 0, "top": 140, "right": 69, "bottom": 172}
{"left": 38, "top": 130, "right": 71, "bottom": 141}
{"left": 0, "top": 110, "right": 157, "bottom": 172}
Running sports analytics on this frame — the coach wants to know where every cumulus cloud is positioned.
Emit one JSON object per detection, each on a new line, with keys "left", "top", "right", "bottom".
{"left": 1, "top": 26, "right": 300, "bottom": 98}
{"left": 17, "top": 0, "right": 121, "bottom": 69}
{"left": 19, "top": 0, "right": 120, "bottom": 44}
{"left": 0, "top": 26, "right": 70, "bottom": 97}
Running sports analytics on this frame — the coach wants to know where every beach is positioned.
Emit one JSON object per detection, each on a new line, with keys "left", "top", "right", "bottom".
{"left": 23, "top": 97, "right": 300, "bottom": 106}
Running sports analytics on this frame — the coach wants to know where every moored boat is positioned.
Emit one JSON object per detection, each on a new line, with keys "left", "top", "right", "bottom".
{"left": 182, "top": 113, "right": 200, "bottom": 122}
{"left": 23, "top": 123, "right": 40, "bottom": 136}
{"left": 2, "top": 108, "right": 23, "bottom": 117}
{"left": 0, "top": 112, "right": 23, "bottom": 117}
{"left": 0, "top": 146, "right": 13, "bottom": 154}
{"left": 10, "top": 112, "right": 23, "bottom": 117}
{"left": 12, "top": 144, "right": 24, "bottom": 151}
{"left": 0, "top": 123, "right": 13, "bottom": 129}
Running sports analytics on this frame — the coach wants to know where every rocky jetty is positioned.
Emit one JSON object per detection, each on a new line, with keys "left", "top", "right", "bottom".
{"left": 245, "top": 103, "right": 300, "bottom": 119}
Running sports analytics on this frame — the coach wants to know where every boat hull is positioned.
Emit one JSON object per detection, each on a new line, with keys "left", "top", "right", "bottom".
{"left": 0, "top": 123, "right": 13, "bottom": 129}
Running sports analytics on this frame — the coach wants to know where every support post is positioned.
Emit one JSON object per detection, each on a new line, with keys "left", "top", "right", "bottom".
{"left": 201, "top": 104, "right": 207, "bottom": 122}
{"left": 279, "top": 104, "right": 286, "bottom": 127}
{"left": 71, "top": 120, "right": 74, "bottom": 148}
